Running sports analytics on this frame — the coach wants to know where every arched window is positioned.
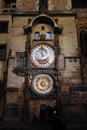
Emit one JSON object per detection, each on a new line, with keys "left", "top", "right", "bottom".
{"left": 80, "top": 29, "right": 87, "bottom": 57}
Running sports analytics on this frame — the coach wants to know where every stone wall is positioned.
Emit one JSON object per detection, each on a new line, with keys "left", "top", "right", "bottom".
{"left": 7, "top": 17, "right": 27, "bottom": 88}
{"left": 16, "top": 0, "right": 38, "bottom": 11}
{"left": 6, "top": 15, "right": 81, "bottom": 120}
{"left": 7, "top": 58, "right": 24, "bottom": 88}
{"left": 2, "top": 13, "right": 87, "bottom": 121}
{"left": 0, "top": 0, "right": 2, "bottom": 9}
{"left": 58, "top": 16, "right": 81, "bottom": 91}
{"left": 0, "top": 15, "right": 12, "bottom": 81}
{"left": 0, "top": 0, "right": 87, "bottom": 123}
{"left": 16, "top": 0, "right": 71, "bottom": 11}
{"left": 48, "top": 0, "right": 71, "bottom": 11}
{"left": 5, "top": 88, "right": 23, "bottom": 120}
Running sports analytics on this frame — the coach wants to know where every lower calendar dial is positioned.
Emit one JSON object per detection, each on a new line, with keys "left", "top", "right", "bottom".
{"left": 31, "top": 74, "right": 54, "bottom": 95}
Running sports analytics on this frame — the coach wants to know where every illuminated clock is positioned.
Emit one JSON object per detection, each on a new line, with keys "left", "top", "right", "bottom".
{"left": 31, "top": 44, "right": 55, "bottom": 68}
{"left": 31, "top": 74, "right": 54, "bottom": 95}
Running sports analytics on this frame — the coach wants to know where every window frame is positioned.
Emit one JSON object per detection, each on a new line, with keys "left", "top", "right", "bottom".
{"left": 0, "top": 21, "right": 9, "bottom": 33}
{"left": 35, "top": 32, "right": 40, "bottom": 39}
{"left": 39, "top": 0, "right": 48, "bottom": 13}
{"left": 79, "top": 28, "right": 87, "bottom": 58}
{"left": 4, "top": 0, "right": 16, "bottom": 4}
{"left": 16, "top": 52, "right": 25, "bottom": 68}
{"left": 46, "top": 32, "right": 51, "bottom": 39}
{"left": 72, "top": 0, "right": 87, "bottom": 8}
{"left": 0, "top": 44, "right": 6, "bottom": 61}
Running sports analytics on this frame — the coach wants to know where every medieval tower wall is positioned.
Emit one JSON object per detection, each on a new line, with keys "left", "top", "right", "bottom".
{"left": 0, "top": 0, "right": 87, "bottom": 122}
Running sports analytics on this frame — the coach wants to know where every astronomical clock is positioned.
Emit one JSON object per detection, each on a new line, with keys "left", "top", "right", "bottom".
{"left": 31, "top": 44, "right": 55, "bottom": 68}
{"left": 22, "top": 14, "right": 62, "bottom": 100}
{"left": 29, "top": 37, "right": 57, "bottom": 97}
{"left": 11, "top": 1, "right": 62, "bottom": 121}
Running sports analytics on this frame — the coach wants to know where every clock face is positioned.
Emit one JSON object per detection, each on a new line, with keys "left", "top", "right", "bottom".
{"left": 31, "top": 44, "right": 55, "bottom": 68}
{"left": 32, "top": 74, "right": 54, "bottom": 95}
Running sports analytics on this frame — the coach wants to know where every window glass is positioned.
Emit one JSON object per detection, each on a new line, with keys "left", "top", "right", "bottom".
{"left": 3, "top": 0, "right": 16, "bottom": 9}
{"left": 72, "top": 0, "right": 87, "bottom": 8}
{"left": 16, "top": 52, "right": 25, "bottom": 68}
{"left": 35, "top": 32, "right": 40, "bottom": 38}
{"left": 0, "top": 45, "right": 6, "bottom": 61}
{"left": 39, "top": 0, "right": 48, "bottom": 13}
{"left": 17, "top": 58, "right": 25, "bottom": 68}
{"left": 80, "top": 30, "right": 87, "bottom": 57}
{"left": 4, "top": 0, "right": 16, "bottom": 3}
{"left": 0, "top": 21, "right": 8, "bottom": 33}
{"left": 46, "top": 32, "right": 51, "bottom": 39}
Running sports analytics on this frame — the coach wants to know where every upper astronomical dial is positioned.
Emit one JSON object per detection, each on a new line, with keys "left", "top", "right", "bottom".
{"left": 31, "top": 44, "right": 55, "bottom": 68}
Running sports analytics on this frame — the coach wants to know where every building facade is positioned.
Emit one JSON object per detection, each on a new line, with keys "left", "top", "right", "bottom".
{"left": 0, "top": 0, "right": 87, "bottom": 122}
